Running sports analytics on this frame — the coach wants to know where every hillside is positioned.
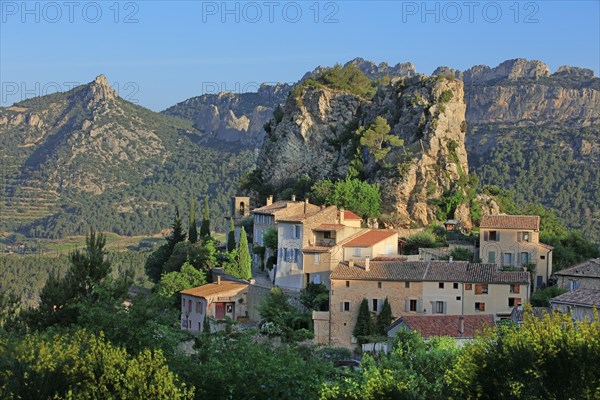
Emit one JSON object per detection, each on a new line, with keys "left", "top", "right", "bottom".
{"left": 0, "top": 76, "right": 255, "bottom": 238}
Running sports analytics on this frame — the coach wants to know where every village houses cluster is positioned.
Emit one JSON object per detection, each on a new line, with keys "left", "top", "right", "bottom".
{"left": 180, "top": 195, "right": 600, "bottom": 347}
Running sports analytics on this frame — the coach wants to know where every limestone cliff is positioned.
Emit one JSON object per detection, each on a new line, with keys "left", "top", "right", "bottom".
{"left": 257, "top": 74, "right": 470, "bottom": 228}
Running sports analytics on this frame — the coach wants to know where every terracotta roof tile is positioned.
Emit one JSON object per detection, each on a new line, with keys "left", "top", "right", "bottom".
{"left": 331, "top": 261, "right": 529, "bottom": 284}
{"left": 313, "top": 224, "right": 346, "bottom": 232}
{"left": 343, "top": 210, "right": 362, "bottom": 220}
{"left": 343, "top": 230, "right": 397, "bottom": 247}
{"left": 551, "top": 288, "right": 600, "bottom": 307}
{"left": 277, "top": 205, "right": 334, "bottom": 223}
{"left": 480, "top": 215, "right": 540, "bottom": 230}
{"left": 180, "top": 281, "right": 248, "bottom": 298}
{"left": 555, "top": 258, "right": 600, "bottom": 278}
{"left": 393, "top": 315, "right": 495, "bottom": 339}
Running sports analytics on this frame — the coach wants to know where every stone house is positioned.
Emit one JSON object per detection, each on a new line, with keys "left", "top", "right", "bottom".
{"left": 180, "top": 277, "right": 249, "bottom": 333}
{"left": 554, "top": 258, "right": 600, "bottom": 291}
{"left": 315, "top": 259, "right": 529, "bottom": 348}
{"left": 550, "top": 288, "right": 600, "bottom": 321}
{"left": 479, "top": 214, "right": 553, "bottom": 289}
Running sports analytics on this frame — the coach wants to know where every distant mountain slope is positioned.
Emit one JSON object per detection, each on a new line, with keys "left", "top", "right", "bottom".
{"left": 0, "top": 76, "right": 255, "bottom": 238}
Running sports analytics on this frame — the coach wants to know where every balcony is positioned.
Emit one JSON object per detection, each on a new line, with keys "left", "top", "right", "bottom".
{"left": 316, "top": 238, "right": 336, "bottom": 247}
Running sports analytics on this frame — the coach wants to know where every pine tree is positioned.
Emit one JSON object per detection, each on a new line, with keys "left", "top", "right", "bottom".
{"left": 189, "top": 198, "right": 198, "bottom": 243}
{"left": 376, "top": 297, "right": 393, "bottom": 335}
{"left": 237, "top": 227, "right": 252, "bottom": 280}
{"left": 200, "top": 198, "right": 211, "bottom": 238}
{"left": 227, "top": 218, "right": 236, "bottom": 251}
{"left": 167, "top": 208, "right": 186, "bottom": 249}
{"left": 353, "top": 298, "right": 373, "bottom": 344}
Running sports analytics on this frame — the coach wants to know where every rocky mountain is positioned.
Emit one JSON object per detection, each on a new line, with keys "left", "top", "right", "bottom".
{"left": 162, "top": 84, "right": 290, "bottom": 147}
{"left": 432, "top": 59, "right": 600, "bottom": 239}
{"left": 256, "top": 70, "right": 475, "bottom": 228}
{"left": 0, "top": 76, "right": 255, "bottom": 238}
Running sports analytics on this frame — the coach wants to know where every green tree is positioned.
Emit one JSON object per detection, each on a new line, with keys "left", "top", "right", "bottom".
{"left": 0, "top": 329, "right": 194, "bottom": 399}
{"left": 237, "top": 227, "right": 252, "bottom": 280}
{"left": 376, "top": 297, "right": 393, "bottom": 335}
{"left": 300, "top": 283, "right": 329, "bottom": 311}
{"left": 403, "top": 232, "right": 438, "bottom": 254}
{"left": 446, "top": 307, "right": 600, "bottom": 399}
{"left": 263, "top": 227, "right": 278, "bottom": 251}
{"left": 167, "top": 208, "right": 187, "bottom": 250}
{"left": 200, "top": 198, "right": 211, "bottom": 238}
{"left": 227, "top": 218, "right": 236, "bottom": 252}
{"left": 330, "top": 178, "right": 382, "bottom": 220}
{"left": 157, "top": 262, "right": 207, "bottom": 302}
{"left": 145, "top": 244, "right": 173, "bottom": 283}
{"left": 530, "top": 285, "right": 568, "bottom": 307}
{"left": 189, "top": 198, "right": 198, "bottom": 244}
{"left": 353, "top": 298, "right": 373, "bottom": 344}
{"left": 258, "top": 288, "right": 313, "bottom": 342}
{"left": 357, "top": 116, "right": 403, "bottom": 162}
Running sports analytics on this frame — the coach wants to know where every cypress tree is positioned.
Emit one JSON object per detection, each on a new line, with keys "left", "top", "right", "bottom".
{"left": 200, "top": 198, "right": 211, "bottom": 238}
{"left": 167, "top": 208, "right": 186, "bottom": 250}
{"left": 227, "top": 218, "right": 236, "bottom": 251}
{"left": 189, "top": 198, "right": 198, "bottom": 243}
{"left": 237, "top": 227, "right": 252, "bottom": 280}
{"left": 376, "top": 297, "right": 393, "bottom": 335}
{"left": 353, "top": 298, "right": 373, "bottom": 344}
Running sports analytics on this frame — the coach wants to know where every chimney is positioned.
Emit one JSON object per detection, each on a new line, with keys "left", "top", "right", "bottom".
{"left": 349, "top": 260, "right": 355, "bottom": 268}
{"left": 458, "top": 315, "right": 464, "bottom": 335}
{"left": 217, "top": 275, "right": 221, "bottom": 285}
{"left": 365, "top": 256, "right": 370, "bottom": 271}
{"left": 291, "top": 194, "right": 296, "bottom": 202}
{"left": 266, "top": 195, "right": 273, "bottom": 206}
{"left": 304, "top": 198, "right": 309, "bottom": 214}
{"left": 339, "top": 208, "right": 345, "bottom": 224}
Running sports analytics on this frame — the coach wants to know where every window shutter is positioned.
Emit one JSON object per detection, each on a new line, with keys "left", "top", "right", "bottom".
{"left": 484, "top": 231, "right": 488, "bottom": 241}
{"left": 340, "top": 302, "right": 343, "bottom": 312}
{"left": 496, "top": 232, "right": 500, "bottom": 241}
{"left": 349, "top": 302, "right": 352, "bottom": 312}
{"left": 405, "top": 300, "right": 410, "bottom": 312}
{"left": 417, "top": 300, "right": 422, "bottom": 313}
{"left": 443, "top": 302, "right": 447, "bottom": 314}
{"left": 517, "top": 232, "right": 522, "bottom": 242}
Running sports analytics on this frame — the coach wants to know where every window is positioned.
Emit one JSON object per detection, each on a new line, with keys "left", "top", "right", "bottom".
{"left": 294, "top": 225, "right": 301, "bottom": 239}
{"left": 453, "top": 282, "right": 459, "bottom": 289}
{"left": 182, "top": 298, "right": 185, "bottom": 309}
{"left": 439, "top": 282, "right": 445, "bottom": 289}
{"left": 409, "top": 299, "right": 417, "bottom": 312}
{"left": 503, "top": 253, "right": 513, "bottom": 267}
{"left": 475, "top": 302, "right": 486, "bottom": 311}
{"left": 353, "top": 247, "right": 361, "bottom": 257}
{"left": 341, "top": 301, "right": 351, "bottom": 312}
{"left": 313, "top": 274, "right": 321, "bottom": 284}
{"left": 465, "top": 283, "right": 472, "bottom": 290}
{"left": 313, "top": 253, "right": 320, "bottom": 265}
{"left": 475, "top": 284, "right": 489, "bottom": 294}
{"left": 294, "top": 249, "right": 301, "bottom": 265}
{"left": 488, "top": 251, "right": 496, "bottom": 263}
{"left": 540, "top": 255, "right": 546, "bottom": 260}
{"left": 484, "top": 231, "right": 499, "bottom": 241}
{"left": 405, "top": 282, "right": 410, "bottom": 289}
{"left": 324, "top": 231, "right": 332, "bottom": 239}
{"left": 372, "top": 299, "right": 382, "bottom": 312}
{"left": 520, "top": 252, "right": 529, "bottom": 265}
{"left": 456, "top": 296, "right": 461, "bottom": 301}
{"left": 188, "top": 300, "right": 192, "bottom": 313}
{"left": 346, "top": 281, "right": 350, "bottom": 288}
{"left": 284, "top": 248, "right": 292, "bottom": 262}
{"left": 517, "top": 231, "right": 530, "bottom": 242}
{"left": 435, "top": 301, "right": 445, "bottom": 314}
{"left": 508, "top": 298, "right": 521, "bottom": 307}
{"left": 377, "top": 281, "right": 382, "bottom": 289}
{"left": 510, "top": 284, "right": 520, "bottom": 294}
{"left": 196, "top": 301, "right": 202, "bottom": 314}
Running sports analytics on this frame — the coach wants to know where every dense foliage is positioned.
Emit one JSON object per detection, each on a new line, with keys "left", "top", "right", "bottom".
{"left": 310, "top": 178, "right": 381, "bottom": 219}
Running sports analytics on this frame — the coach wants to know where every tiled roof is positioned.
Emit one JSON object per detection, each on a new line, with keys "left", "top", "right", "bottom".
{"left": 331, "top": 261, "right": 428, "bottom": 281}
{"left": 277, "top": 205, "right": 334, "bottom": 223}
{"left": 550, "top": 288, "right": 600, "bottom": 307}
{"left": 480, "top": 214, "right": 540, "bottom": 230}
{"left": 313, "top": 223, "right": 346, "bottom": 232}
{"left": 331, "top": 261, "right": 529, "bottom": 284}
{"left": 555, "top": 258, "right": 600, "bottom": 278}
{"left": 251, "top": 201, "right": 294, "bottom": 214}
{"left": 343, "top": 229, "right": 397, "bottom": 247}
{"left": 371, "top": 256, "right": 407, "bottom": 262}
{"left": 391, "top": 315, "right": 495, "bottom": 339}
{"left": 343, "top": 210, "right": 362, "bottom": 220}
{"left": 180, "top": 281, "right": 248, "bottom": 298}
{"left": 302, "top": 246, "right": 332, "bottom": 253}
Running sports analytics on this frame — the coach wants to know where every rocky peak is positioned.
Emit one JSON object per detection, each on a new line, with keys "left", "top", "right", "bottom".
{"left": 463, "top": 58, "right": 551, "bottom": 84}
{"left": 345, "top": 57, "right": 417, "bottom": 80}
{"left": 83, "top": 74, "right": 117, "bottom": 106}
{"left": 553, "top": 65, "right": 596, "bottom": 80}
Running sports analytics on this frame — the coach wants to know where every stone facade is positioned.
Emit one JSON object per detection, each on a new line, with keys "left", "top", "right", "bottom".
{"left": 555, "top": 258, "right": 600, "bottom": 291}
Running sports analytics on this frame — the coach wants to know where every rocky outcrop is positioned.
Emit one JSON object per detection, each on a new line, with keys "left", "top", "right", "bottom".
{"left": 258, "top": 74, "right": 469, "bottom": 228}
{"left": 162, "top": 84, "right": 289, "bottom": 146}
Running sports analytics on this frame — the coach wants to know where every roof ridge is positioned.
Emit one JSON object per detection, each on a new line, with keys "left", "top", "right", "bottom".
{"left": 423, "top": 261, "right": 432, "bottom": 280}
{"left": 337, "top": 228, "right": 371, "bottom": 246}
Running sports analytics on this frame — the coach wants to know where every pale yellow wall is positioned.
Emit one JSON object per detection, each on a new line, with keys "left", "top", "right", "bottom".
{"left": 462, "top": 283, "right": 529, "bottom": 315}
{"left": 480, "top": 227, "right": 552, "bottom": 287}
{"left": 343, "top": 246, "right": 372, "bottom": 261}
{"left": 329, "top": 279, "right": 423, "bottom": 349}
{"left": 422, "top": 281, "right": 464, "bottom": 315}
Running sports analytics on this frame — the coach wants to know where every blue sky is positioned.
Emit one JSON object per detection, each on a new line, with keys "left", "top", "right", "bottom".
{"left": 1, "top": 0, "right": 599, "bottom": 110}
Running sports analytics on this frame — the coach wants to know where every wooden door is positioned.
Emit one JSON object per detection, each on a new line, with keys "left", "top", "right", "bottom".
{"left": 215, "top": 303, "right": 225, "bottom": 319}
